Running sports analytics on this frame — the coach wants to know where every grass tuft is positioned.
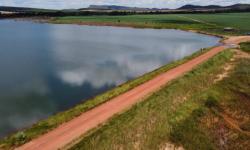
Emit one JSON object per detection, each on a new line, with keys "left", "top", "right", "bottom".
{"left": 240, "top": 42, "right": 250, "bottom": 53}
{"left": 205, "top": 96, "right": 219, "bottom": 108}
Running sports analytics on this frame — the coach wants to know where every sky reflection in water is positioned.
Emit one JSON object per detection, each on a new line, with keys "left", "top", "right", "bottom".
{"left": 0, "top": 20, "right": 220, "bottom": 137}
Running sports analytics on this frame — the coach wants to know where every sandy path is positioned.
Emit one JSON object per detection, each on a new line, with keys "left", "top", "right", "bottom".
{"left": 17, "top": 36, "right": 250, "bottom": 150}
{"left": 224, "top": 36, "right": 250, "bottom": 45}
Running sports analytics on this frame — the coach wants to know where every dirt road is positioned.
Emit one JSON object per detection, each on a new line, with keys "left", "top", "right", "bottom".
{"left": 17, "top": 36, "right": 250, "bottom": 150}
{"left": 224, "top": 36, "right": 250, "bottom": 45}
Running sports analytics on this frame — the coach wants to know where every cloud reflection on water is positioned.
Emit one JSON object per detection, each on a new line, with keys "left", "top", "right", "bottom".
{"left": 0, "top": 20, "right": 220, "bottom": 137}
{"left": 50, "top": 25, "right": 218, "bottom": 88}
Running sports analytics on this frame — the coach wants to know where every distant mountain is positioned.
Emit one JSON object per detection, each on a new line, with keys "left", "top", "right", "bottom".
{"left": 178, "top": 5, "right": 223, "bottom": 10}
{"left": 88, "top": 5, "right": 131, "bottom": 10}
{"left": 178, "top": 3, "right": 250, "bottom": 10}
{"left": 228, "top": 4, "right": 250, "bottom": 10}
{"left": 85, "top": 4, "right": 250, "bottom": 12}
{"left": 85, "top": 5, "right": 162, "bottom": 11}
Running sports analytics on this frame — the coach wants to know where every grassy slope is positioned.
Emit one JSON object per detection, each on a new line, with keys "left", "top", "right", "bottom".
{"left": 240, "top": 42, "right": 250, "bottom": 53}
{"left": 0, "top": 47, "right": 213, "bottom": 148}
{"left": 70, "top": 50, "right": 235, "bottom": 150}
{"left": 52, "top": 13, "right": 250, "bottom": 35}
{"left": 181, "top": 13, "right": 250, "bottom": 33}
{"left": 170, "top": 58, "right": 250, "bottom": 150}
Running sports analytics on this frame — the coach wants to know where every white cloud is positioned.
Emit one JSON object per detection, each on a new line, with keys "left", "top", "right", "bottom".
{"left": 0, "top": 0, "right": 249, "bottom": 9}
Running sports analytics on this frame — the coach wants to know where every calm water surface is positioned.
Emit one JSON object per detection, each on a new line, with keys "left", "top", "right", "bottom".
{"left": 0, "top": 20, "right": 220, "bottom": 137}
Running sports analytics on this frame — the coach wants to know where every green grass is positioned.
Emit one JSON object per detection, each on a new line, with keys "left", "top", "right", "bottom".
{"left": 52, "top": 12, "right": 250, "bottom": 35}
{"left": 70, "top": 47, "right": 250, "bottom": 150}
{"left": 70, "top": 50, "right": 234, "bottom": 150}
{"left": 169, "top": 58, "right": 250, "bottom": 150}
{"left": 181, "top": 13, "right": 250, "bottom": 34}
{"left": 0, "top": 47, "right": 213, "bottom": 149}
{"left": 240, "top": 42, "right": 250, "bottom": 53}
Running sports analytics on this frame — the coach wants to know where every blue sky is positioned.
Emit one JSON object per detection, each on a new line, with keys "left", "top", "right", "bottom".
{"left": 1, "top": 0, "right": 250, "bottom": 9}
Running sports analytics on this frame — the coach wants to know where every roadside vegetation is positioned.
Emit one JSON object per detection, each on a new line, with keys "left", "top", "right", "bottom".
{"left": 0, "top": 47, "right": 213, "bottom": 149}
{"left": 52, "top": 13, "right": 250, "bottom": 35}
{"left": 70, "top": 48, "right": 250, "bottom": 150}
{"left": 240, "top": 42, "right": 250, "bottom": 53}
{"left": 69, "top": 50, "right": 235, "bottom": 150}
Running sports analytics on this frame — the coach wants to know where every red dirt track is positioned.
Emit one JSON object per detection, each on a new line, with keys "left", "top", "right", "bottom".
{"left": 17, "top": 36, "right": 250, "bottom": 150}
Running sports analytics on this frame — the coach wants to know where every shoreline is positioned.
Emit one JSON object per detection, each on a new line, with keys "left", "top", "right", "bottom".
{"left": 0, "top": 17, "right": 225, "bottom": 38}
{"left": 0, "top": 18, "right": 226, "bottom": 149}
{"left": 17, "top": 43, "right": 231, "bottom": 150}
{"left": 0, "top": 38, "right": 222, "bottom": 149}
{"left": 49, "top": 18, "right": 225, "bottom": 38}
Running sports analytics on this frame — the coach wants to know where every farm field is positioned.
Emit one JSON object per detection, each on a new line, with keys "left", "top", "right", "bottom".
{"left": 181, "top": 13, "right": 250, "bottom": 33}
{"left": 53, "top": 12, "right": 250, "bottom": 35}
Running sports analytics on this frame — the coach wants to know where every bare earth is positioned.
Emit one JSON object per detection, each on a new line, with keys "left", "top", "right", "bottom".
{"left": 17, "top": 36, "right": 250, "bottom": 150}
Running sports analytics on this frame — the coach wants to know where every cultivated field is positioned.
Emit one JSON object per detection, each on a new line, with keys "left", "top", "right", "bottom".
{"left": 53, "top": 13, "right": 250, "bottom": 35}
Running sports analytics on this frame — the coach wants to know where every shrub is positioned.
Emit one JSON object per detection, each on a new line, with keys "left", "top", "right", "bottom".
{"left": 205, "top": 96, "right": 219, "bottom": 108}
{"left": 192, "top": 108, "right": 205, "bottom": 118}
{"left": 11, "top": 132, "right": 27, "bottom": 145}
{"left": 240, "top": 42, "right": 250, "bottom": 53}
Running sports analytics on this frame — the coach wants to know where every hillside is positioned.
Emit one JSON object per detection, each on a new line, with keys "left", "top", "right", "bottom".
{"left": 178, "top": 5, "right": 223, "bottom": 10}
{"left": 84, "top": 4, "right": 250, "bottom": 11}
{"left": 83, "top": 5, "right": 161, "bottom": 11}
{"left": 178, "top": 3, "right": 250, "bottom": 11}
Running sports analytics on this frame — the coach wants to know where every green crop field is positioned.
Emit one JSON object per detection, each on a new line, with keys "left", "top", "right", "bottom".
{"left": 181, "top": 13, "right": 250, "bottom": 33}
{"left": 52, "top": 12, "right": 250, "bottom": 35}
